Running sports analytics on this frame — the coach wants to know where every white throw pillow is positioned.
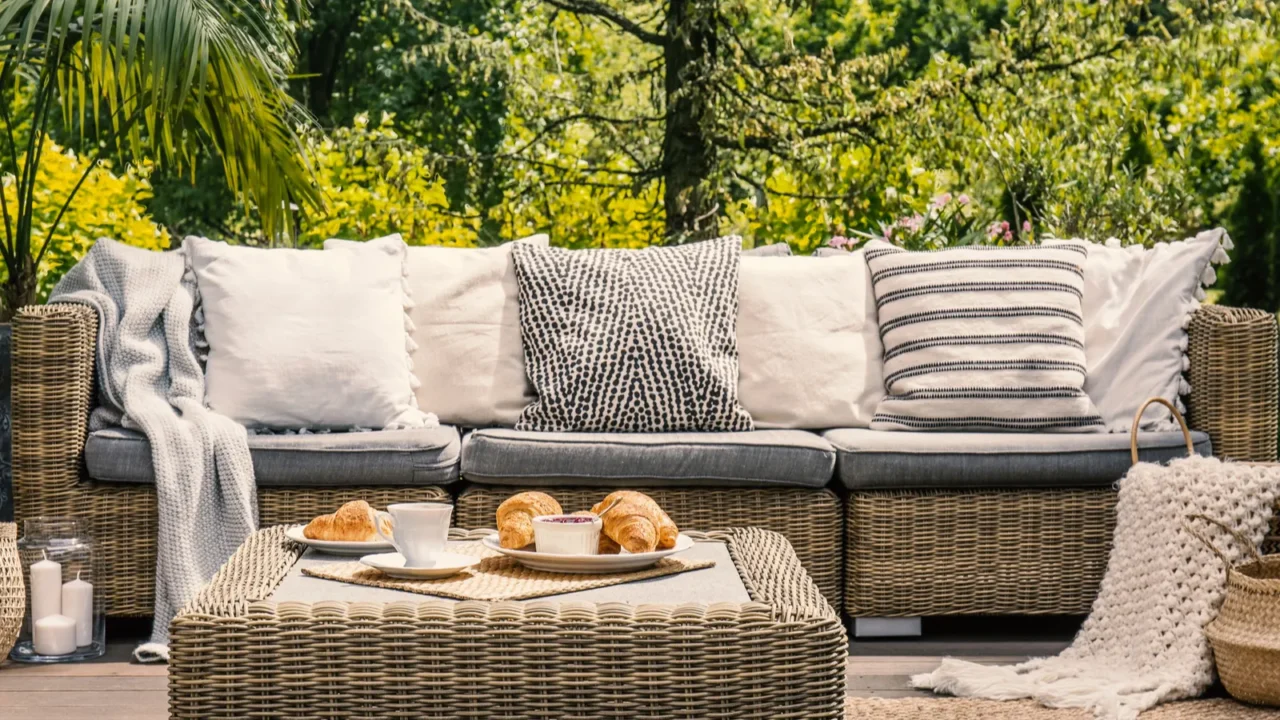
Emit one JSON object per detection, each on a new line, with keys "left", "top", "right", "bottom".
{"left": 1066, "top": 228, "right": 1232, "bottom": 431}
{"left": 326, "top": 234, "right": 549, "bottom": 427}
{"left": 185, "top": 236, "right": 432, "bottom": 430}
{"left": 864, "top": 239, "right": 1104, "bottom": 432}
{"left": 737, "top": 252, "right": 883, "bottom": 428}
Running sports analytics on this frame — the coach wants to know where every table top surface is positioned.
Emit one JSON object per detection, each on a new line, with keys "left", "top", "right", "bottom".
{"left": 269, "top": 538, "right": 753, "bottom": 606}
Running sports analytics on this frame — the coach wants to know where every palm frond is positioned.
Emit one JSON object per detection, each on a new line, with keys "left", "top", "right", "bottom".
{"left": 0, "top": 0, "right": 318, "bottom": 247}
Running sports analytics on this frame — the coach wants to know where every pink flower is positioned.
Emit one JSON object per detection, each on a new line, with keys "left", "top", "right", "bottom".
{"left": 1004, "top": 229, "right": 1014, "bottom": 242}
{"left": 1022, "top": 220, "right": 1032, "bottom": 233}
{"left": 956, "top": 194, "right": 971, "bottom": 206}
{"left": 899, "top": 214, "right": 924, "bottom": 232}
{"left": 828, "top": 235, "right": 850, "bottom": 249}
{"left": 931, "top": 193, "right": 952, "bottom": 209}
{"left": 883, "top": 225, "right": 894, "bottom": 239}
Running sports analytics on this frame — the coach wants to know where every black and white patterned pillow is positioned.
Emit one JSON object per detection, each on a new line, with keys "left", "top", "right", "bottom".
{"left": 511, "top": 237, "right": 755, "bottom": 433}
{"left": 864, "top": 239, "right": 1104, "bottom": 432}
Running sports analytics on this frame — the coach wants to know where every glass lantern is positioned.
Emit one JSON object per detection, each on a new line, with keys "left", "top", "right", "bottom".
{"left": 9, "top": 517, "right": 105, "bottom": 663}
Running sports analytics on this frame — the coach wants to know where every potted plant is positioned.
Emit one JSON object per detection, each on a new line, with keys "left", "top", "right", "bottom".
{"left": 0, "top": 0, "right": 321, "bottom": 519}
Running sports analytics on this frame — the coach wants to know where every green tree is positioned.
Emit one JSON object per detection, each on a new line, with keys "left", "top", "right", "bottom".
{"left": 292, "top": 0, "right": 514, "bottom": 242}
{"left": 1221, "top": 134, "right": 1279, "bottom": 311}
{"left": 503, "top": 0, "right": 1250, "bottom": 241}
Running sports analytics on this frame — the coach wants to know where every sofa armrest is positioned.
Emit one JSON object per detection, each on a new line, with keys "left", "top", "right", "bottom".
{"left": 12, "top": 303, "right": 98, "bottom": 521}
{"left": 1186, "top": 305, "right": 1278, "bottom": 462}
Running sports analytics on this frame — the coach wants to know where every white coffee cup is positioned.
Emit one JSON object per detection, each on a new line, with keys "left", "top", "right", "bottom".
{"left": 373, "top": 502, "right": 453, "bottom": 567}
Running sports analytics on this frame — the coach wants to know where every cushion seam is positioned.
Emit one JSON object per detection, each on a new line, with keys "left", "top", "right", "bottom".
{"left": 461, "top": 472, "right": 827, "bottom": 488}
{"left": 831, "top": 441, "right": 1210, "bottom": 456}
{"left": 471, "top": 437, "right": 835, "bottom": 454}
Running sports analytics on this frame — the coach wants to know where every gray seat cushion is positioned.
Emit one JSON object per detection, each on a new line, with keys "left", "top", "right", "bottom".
{"left": 461, "top": 428, "right": 835, "bottom": 489}
{"left": 825, "top": 428, "right": 1212, "bottom": 490}
{"left": 85, "top": 426, "right": 462, "bottom": 487}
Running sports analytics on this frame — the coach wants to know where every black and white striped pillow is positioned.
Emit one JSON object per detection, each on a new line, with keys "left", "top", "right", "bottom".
{"left": 864, "top": 239, "right": 1104, "bottom": 432}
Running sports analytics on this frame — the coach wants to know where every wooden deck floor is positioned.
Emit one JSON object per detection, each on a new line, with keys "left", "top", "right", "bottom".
{"left": 0, "top": 617, "right": 1079, "bottom": 719}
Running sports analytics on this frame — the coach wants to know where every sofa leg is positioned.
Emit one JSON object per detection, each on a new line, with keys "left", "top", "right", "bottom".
{"left": 854, "top": 617, "right": 922, "bottom": 638}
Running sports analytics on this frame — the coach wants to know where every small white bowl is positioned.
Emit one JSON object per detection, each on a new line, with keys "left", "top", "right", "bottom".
{"left": 532, "top": 514, "right": 602, "bottom": 555}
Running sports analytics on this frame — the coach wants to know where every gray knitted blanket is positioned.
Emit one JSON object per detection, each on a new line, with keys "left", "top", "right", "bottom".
{"left": 51, "top": 238, "right": 257, "bottom": 662}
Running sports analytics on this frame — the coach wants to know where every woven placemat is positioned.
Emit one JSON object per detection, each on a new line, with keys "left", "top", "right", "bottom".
{"left": 302, "top": 541, "right": 714, "bottom": 601}
{"left": 843, "top": 698, "right": 1275, "bottom": 719}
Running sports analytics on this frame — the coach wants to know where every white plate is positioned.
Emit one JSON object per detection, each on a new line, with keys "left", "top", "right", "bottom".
{"left": 285, "top": 525, "right": 394, "bottom": 556}
{"left": 359, "top": 551, "right": 481, "bottom": 579}
{"left": 481, "top": 533, "right": 695, "bottom": 574}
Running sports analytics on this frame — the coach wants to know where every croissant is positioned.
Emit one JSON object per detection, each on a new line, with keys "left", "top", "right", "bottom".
{"left": 598, "top": 534, "right": 622, "bottom": 555}
{"left": 572, "top": 511, "right": 621, "bottom": 554}
{"left": 497, "top": 491, "right": 563, "bottom": 549}
{"left": 591, "top": 491, "right": 678, "bottom": 554}
{"left": 304, "top": 500, "right": 385, "bottom": 542}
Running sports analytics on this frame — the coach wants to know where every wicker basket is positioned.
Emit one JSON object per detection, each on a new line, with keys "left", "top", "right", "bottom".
{"left": 1186, "top": 513, "right": 1280, "bottom": 706}
{"left": 0, "top": 522, "right": 23, "bottom": 658}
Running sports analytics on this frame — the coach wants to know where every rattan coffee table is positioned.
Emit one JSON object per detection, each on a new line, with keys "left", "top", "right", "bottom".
{"left": 169, "top": 526, "right": 847, "bottom": 719}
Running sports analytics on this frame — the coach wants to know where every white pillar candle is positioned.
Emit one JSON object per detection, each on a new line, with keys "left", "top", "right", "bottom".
{"left": 33, "top": 614, "right": 77, "bottom": 656}
{"left": 62, "top": 573, "right": 94, "bottom": 647}
{"left": 29, "top": 554, "right": 62, "bottom": 622}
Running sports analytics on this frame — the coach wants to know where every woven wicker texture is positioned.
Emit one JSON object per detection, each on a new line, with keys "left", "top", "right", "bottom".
{"left": 843, "top": 698, "right": 1274, "bottom": 719}
{"left": 1188, "top": 515, "right": 1280, "bottom": 707}
{"left": 846, "top": 305, "right": 1280, "bottom": 617}
{"left": 846, "top": 489, "right": 1115, "bottom": 617}
{"left": 170, "top": 525, "right": 847, "bottom": 719}
{"left": 455, "top": 484, "right": 843, "bottom": 608}
{"left": 16, "top": 300, "right": 1280, "bottom": 620}
{"left": 0, "top": 523, "right": 23, "bottom": 658}
{"left": 1187, "top": 305, "right": 1279, "bottom": 463}
{"left": 13, "top": 300, "right": 453, "bottom": 616}
{"left": 303, "top": 550, "right": 715, "bottom": 601}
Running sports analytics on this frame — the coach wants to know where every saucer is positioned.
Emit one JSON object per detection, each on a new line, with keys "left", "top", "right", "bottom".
{"left": 359, "top": 551, "right": 481, "bottom": 579}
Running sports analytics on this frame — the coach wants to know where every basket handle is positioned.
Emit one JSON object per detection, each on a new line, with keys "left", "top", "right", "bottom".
{"left": 1183, "top": 513, "right": 1265, "bottom": 567}
{"left": 1130, "top": 397, "right": 1194, "bottom": 466}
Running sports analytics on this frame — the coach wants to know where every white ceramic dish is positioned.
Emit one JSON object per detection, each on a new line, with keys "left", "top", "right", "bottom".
{"left": 532, "top": 514, "right": 602, "bottom": 555}
{"left": 482, "top": 533, "right": 695, "bottom": 574}
{"left": 359, "top": 551, "right": 481, "bottom": 579}
{"left": 285, "top": 525, "right": 394, "bottom": 556}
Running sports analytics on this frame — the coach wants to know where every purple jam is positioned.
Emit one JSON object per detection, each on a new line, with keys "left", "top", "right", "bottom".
{"left": 542, "top": 516, "right": 594, "bottom": 524}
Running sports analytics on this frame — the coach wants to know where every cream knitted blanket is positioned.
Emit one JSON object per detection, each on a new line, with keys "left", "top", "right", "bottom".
{"left": 50, "top": 238, "right": 257, "bottom": 662}
{"left": 913, "top": 455, "right": 1280, "bottom": 719}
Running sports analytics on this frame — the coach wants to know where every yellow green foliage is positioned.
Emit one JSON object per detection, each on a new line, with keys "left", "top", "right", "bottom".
{"left": 298, "top": 115, "right": 481, "bottom": 248}
{"left": 299, "top": 114, "right": 664, "bottom": 248}
{"left": 4, "top": 140, "right": 168, "bottom": 299}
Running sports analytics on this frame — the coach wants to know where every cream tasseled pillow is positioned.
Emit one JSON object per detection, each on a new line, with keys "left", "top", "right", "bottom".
{"left": 186, "top": 235, "right": 433, "bottom": 430}
{"left": 326, "top": 234, "right": 548, "bottom": 427}
{"left": 1059, "top": 228, "right": 1233, "bottom": 431}
{"left": 736, "top": 251, "right": 883, "bottom": 428}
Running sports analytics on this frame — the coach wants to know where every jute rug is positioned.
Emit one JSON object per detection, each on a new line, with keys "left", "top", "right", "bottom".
{"left": 843, "top": 698, "right": 1278, "bottom": 719}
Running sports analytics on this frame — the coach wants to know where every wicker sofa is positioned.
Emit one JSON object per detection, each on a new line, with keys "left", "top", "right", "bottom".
{"left": 13, "top": 302, "right": 1280, "bottom": 620}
